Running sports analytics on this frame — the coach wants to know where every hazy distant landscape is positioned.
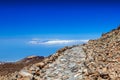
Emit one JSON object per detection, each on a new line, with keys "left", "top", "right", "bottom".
{"left": 0, "top": 37, "right": 89, "bottom": 61}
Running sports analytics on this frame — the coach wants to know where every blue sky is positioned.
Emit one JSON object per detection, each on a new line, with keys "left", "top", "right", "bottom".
{"left": 0, "top": 0, "right": 120, "bottom": 61}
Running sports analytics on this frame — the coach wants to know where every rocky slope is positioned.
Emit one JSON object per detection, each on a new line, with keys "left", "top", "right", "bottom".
{"left": 82, "top": 26, "right": 120, "bottom": 79}
{"left": 1, "top": 26, "right": 120, "bottom": 80}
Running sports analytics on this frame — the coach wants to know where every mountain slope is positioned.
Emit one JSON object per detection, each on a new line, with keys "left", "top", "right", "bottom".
{"left": 15, "top": 26, "right": 120, "bottom": 80}
{"left": 1, "top": 26, "right": 120, "bottom": 80}
{"left": 82, "top": 26, "right": 120, "bottom": 79}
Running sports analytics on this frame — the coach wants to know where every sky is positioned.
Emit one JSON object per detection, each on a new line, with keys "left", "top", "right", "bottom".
{"left": 0, "top": 0, "right": 120, "bottom": 61}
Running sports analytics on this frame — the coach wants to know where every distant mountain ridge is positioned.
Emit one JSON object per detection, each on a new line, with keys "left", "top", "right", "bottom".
{"left": 0, "top": 55, "right": 44, "bottom": 79}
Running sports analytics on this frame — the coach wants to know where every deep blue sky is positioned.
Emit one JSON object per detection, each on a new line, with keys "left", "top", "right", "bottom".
{"left": 0, "top": 0, "right": 120, "bottom": 61}
{"left": 0, "top": 0, "right": 120, "bottom": 37}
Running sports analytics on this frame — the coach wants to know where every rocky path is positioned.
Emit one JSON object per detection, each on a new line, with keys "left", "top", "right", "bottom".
{"left": 15, "top": 45, "right": 87, "bottom": 80}
{"left": 39, "top": 45, "right": 86, "bottom": 80}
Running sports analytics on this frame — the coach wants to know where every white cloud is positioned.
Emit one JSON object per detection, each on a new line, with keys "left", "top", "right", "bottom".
{"left": 28, "top": 39, "right": 88, "bottom": 45}
{"left": 28, "top": 40, "right": 39, "bottom": 44}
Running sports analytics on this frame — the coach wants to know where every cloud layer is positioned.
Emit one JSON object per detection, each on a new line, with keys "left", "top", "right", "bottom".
{"left": 28, "top": 39, "right": 88, "bottom": 45}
